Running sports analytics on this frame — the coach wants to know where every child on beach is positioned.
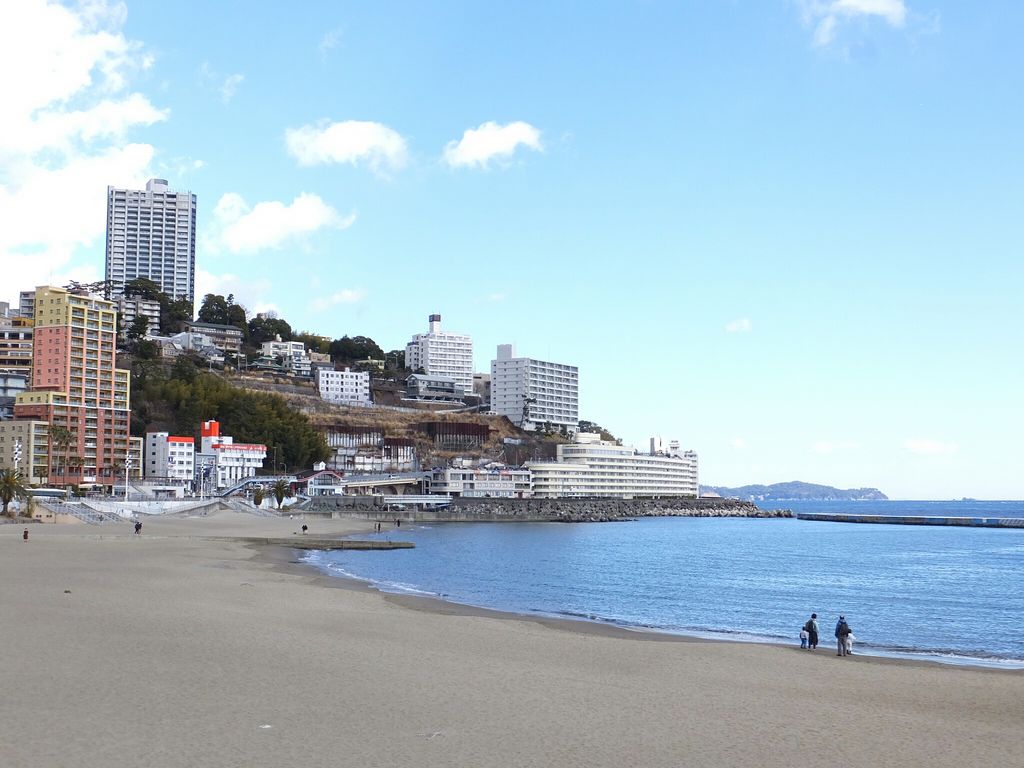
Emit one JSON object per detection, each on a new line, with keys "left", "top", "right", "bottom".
{"left": 799, "top": 628, "right": 809, "bottom": 649}
{"left": 844, "top": 633, "right": 855, "bottom": 655}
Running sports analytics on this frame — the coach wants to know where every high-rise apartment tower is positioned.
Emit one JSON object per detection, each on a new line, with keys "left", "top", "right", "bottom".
{"left": 405, "top": 314, "right": 474, "bottom": 395}
{"left": 105, "top": 178, "right": 197, "bottom": 304}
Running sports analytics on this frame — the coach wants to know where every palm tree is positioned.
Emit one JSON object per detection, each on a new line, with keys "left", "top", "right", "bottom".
{"left": 270, "top": 478, "right": 292, "bottom": 509}
{"left": 48, "top": 425, "right": 73, "bottom": 485}
{"left": 253, "top": 486, "right": 265, "bottom": 507}
{"left": 0, "top": 469, "right": 29, "bottom": 518}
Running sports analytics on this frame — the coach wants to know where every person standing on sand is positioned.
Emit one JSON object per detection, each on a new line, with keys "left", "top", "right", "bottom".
{"left": 134, "top": 520, "right": 142, "bottom": 535}
{"left": 22, "top": 528, "right": 29, "bottom": 541}
{"left": 835, "top": 615, "right": 851, "bottom": 656}
{"left": 804, "top": 613, "right": 819, "bottom": 650}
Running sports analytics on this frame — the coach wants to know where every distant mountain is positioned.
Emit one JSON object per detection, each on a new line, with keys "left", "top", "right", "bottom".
{"left": 700, "top": 481, "right": 888, "bottom": 502}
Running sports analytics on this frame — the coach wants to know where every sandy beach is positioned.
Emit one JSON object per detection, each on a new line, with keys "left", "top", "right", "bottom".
{"left": 1, "top": 512, "right": 1021, "bottom": 768}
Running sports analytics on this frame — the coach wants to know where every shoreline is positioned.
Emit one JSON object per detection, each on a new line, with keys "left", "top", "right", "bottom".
{"left": 277, "top": 542, "right": 1024, "bottom": 673}
{"left": 4, "top": 512, "right": 1023, "bottom": 768}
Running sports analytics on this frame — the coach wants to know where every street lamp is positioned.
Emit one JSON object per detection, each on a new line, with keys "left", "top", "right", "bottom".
{"left": 124, "top": 456, "right": 133, "bottom": 501}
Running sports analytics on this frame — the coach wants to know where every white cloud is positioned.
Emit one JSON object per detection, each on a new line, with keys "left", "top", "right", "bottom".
{"left": 319, "top": 28, "right": 343, "bottom": 59}
{"left": 194, "top": 269, "right": 274, "bottom": 316}
{"left": 799, "top": 0, "right": 908, "bottom": 46}
{"left": 474, "top": 292, "right": 507, "bottom": 304}
{"left": 209, "top": 192, "right": 355, "bottom": 254}
{"left": 220, "top": 73, "right": 244, "bottom": 103}
{"left": 284, "top": 120, "right": 408, "bottom": 174}
{"left": 731, "top": 438, "right": 748, "bottom": 450}
{"left": 0, "top": 0, "right": 167, "bottom": 303}
{"left": 904, "top": 438, "right": 958, "bottom": 456}
{"left": 725, "top": 317, "right": 752, "bottom": 333}
{"left": 310, "top": 289, "right": 367, "bottom": 312}
{"left": 443, "top": 121, "right": 543, "bottom": 169}
{"left": 812, "top": 440, "right": 862, "bottom": 454}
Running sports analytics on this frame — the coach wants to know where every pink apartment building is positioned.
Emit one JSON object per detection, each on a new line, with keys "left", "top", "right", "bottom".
{"left": 14, "top": 286, "right": 131, "bottom": 489}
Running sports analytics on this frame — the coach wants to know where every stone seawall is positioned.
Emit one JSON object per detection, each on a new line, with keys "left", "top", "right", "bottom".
{"left": 301, "top": 496, "right": 792, "bottom": 523}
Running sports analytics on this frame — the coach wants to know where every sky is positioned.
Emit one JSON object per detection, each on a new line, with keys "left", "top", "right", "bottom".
{"left": 1, "top": 0, "right": 1022, "bottom": 499}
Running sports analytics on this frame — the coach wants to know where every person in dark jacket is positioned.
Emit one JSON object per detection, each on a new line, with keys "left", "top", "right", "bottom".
{"left": 804, "top": 613, "right": 819, "bottom": 650}
{"left": 835, "top": 615, "right": 852, "bottom": 656}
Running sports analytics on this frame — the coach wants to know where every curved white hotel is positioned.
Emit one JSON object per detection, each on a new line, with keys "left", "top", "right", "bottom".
{"left": 528, "top": 433, "right": 698, "bottom": 499}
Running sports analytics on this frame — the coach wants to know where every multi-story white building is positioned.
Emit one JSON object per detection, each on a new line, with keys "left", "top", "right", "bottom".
{"left": 117, "top": 296, "right": 161, "bottom": 338}
{"left": 528, "top": 432, "right": 699, "bottom": 499}
{"left": 105, "top": 178, "right": 197, "bottom": 303}
{"left": 197, "top": 419, "right": 267, "bottom": 490}
{"left": 490, "top": 344, "right": 579, "bottom": 432}
{"left": 405, "top": 314, "right": 473, "bottom": 395}
{"left": 144, "top": 432, "right": 196, "bottom": 482}
{"left": 0, "top": 420, "right": 50, "bottom": 485}
{"left": 261, "top": 339, "right": 311, "bottom": 377}
{"left": 316, "top": 367, "right": 371, "bottom": 405}
{"left": 428, "top": 464, "right": 532, "bottom": 498}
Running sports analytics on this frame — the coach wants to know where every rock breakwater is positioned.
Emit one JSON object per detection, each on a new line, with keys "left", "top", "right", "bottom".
{"left": 301, "top": 495, "right": 792, "bottom": 523}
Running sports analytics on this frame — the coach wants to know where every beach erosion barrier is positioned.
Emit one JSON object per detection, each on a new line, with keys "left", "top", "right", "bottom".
{"left": 301, "top": 496, "right": 793, "bottom": 523}
{"left": 796, "top": 512, "right": 1024, "bottom": 528}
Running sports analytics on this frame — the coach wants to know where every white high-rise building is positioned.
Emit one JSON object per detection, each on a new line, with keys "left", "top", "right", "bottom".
{"left": 405, "top": 314, "right": 473, "bottom": 395}
{"left": 490, "top": 344, "right": 578, "bottom": 432}
{"left": 105, "top": 178, "right": 197, "bottom": 303}
{"left": 528, "top": 433, "right": 699, "bottom": 499}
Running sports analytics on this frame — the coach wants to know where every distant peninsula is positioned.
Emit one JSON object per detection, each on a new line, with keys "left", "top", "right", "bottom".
{"left": 700, "top": 481, "right": 888, "bottom": 502}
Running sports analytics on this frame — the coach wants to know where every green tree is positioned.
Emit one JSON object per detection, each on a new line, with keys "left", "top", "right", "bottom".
{"left": 123, "top": 277, "right": 163, "bottom": 302}
{"left": 249, "top": 315, "right": 293, "bottom": 345}
{"left": 253, "top": 486, "right": 265, "bottom": 507}
{"left": 0, "top": 469, "right": 29, "bottom": 517}
{"left": 294, "top": 332, "right": 330, "bottom": 355}
{"left": 270, "top": 478, "right": 292, "bottom": 509}
{"left": 197, "top": 294, "right": 232, "bottom": 325}
{"left": 126, "top": 315, "right": 149, "bottom": 343}
{"left": 329, "top": 335, "right": 384, "bottom": 362}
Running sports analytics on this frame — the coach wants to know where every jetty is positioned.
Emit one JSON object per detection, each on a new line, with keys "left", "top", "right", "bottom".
{"left": 238, "top": 537, "right": 415, "bottom": 550}
{"left": 796, "top": 512, "right": 1024, "bottom": 529}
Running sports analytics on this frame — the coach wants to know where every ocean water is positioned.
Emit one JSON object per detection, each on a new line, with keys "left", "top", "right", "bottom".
{"left": 304, "top": 500, "right": 1024, "bottom": 667}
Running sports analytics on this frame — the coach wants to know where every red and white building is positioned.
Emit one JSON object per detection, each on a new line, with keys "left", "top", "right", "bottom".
{"left": 144, "top": 432, "right": 196, "bottom": 482}
{"left": 197, "top": 420, "right": 267, "bottom": 490}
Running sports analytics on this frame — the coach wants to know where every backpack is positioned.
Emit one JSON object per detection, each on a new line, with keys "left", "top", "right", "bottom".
{"left": 838, "top": 622, "right": 851, "bottom": 637}
{"left": 803, "top": 620, "right": 813, "bottom": 633}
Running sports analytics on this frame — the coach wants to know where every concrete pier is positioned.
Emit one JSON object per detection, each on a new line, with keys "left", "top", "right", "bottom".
{"left": 796, "top": 512, "right": 1024, "bottom": 528}
{"left": 238, "top": 537, "right": 415, "bottom": 550}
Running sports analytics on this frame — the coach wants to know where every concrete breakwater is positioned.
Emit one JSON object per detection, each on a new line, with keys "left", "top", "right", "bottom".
{"left": 797, "top": 512, "right": 1024, "bottom": 528}
{"left": 302, "top": 496, "right": 791, "bottom": 523}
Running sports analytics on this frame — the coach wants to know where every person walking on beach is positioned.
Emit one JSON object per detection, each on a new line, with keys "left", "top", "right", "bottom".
{"left": 835, "top": 615, "right": 852, "bottom": 656}
{"left": 804, "top": 613, "right": 819, "bottom": 650}
{"left": 134, "top": 520, "right": 142, "bottom": 535}
{"left": 22, "top": 528, "right": 29, "bottom": 541}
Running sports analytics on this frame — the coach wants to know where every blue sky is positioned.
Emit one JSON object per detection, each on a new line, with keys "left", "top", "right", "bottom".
{"left": 2, "top": 1, "right": 1022, "bottom": 498}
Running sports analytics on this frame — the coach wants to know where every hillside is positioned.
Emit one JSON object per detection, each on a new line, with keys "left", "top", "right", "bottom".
{"left": 700, "top": 481, "right": 888, "bottom": 501}
{"left": 222, "top": 371, "right": 566, "bottom": 467}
